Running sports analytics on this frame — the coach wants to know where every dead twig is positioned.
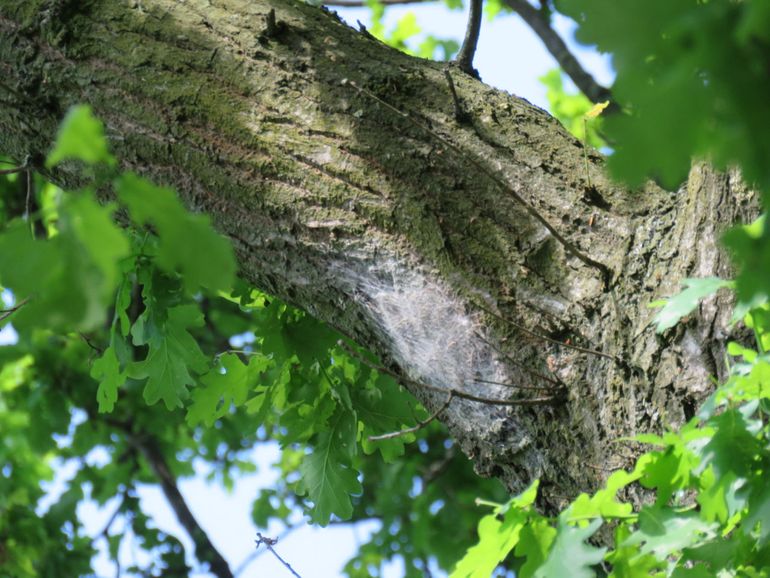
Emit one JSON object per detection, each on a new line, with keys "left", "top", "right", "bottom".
{"left": 476, "top": 302, "right": 619, "bottom": 362}
{"left": 0, "top": 297, "right": 29, "bottom": 323}
{"left": 255, "top": 533, "right": 303, "bottom": 578}
{"left": 368, "top": 392, "right": 454, "bottom": 441}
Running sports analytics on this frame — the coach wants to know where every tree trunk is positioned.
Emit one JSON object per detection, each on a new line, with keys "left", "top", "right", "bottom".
{"left": 0, "top": 0, "right": 756, "bottom": 510}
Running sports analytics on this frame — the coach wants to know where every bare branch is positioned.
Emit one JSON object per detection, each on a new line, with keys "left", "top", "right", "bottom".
{"left": 501, "top": 0, "right": 612, "bottom": 105}
{"left": 324, "top": 0, "right": 433, "bottom": 5}
{"left": 472, "top": 377, "right": 557, "bottom": 391}
{"left": 368, "top": 392, "right": 454, "bottom": 441}
{"left": 325, "top": 0, "right": 613, "bottom": 106}
{"left": 133, "top": 436, "right": 234, "bottom": 578}
{"left": 444, "top": 68, "right": 471, "bottom": 123}
{"left": 455, "top": 0, "right": 483, "bottom": 77}
{"left": 79, "top": 332, "right": 105, "bottom": 354}
{"left": 0, "top": 297, "right": 29, "bottom": 323}
{"left": 255, "top": 533, "right": 303, "bottom": 578}
{"left": 234, "top": 526, "right": 295, "bottom": 577}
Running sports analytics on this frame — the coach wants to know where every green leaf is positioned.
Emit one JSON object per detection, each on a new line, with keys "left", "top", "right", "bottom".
{"left": 557, "top": 0, "right": 770, "bottom": 196}
{"left": 745, "top": 482, "right": 770, "bottom": 546}
{"left": 90, "top": 343, "right": 127, "bottom": 413}
{"left": 389, "top": 12, "right": 420, "bottom": 47}
{"left": 450, "top": 481, "right": 539, "bottom": 578}
{"left": 623, "top": 506, "right": 717, "bottom": 560}
{"left": 354, "top": 375, "right": 420, "bottom": 462}
{"left": 297, "top": 407, "right": 362, "bottom": 525}
{"left": 727, "top": 341, "right": 757, "bottom": 363}
{"left": 46, "top": 105, "right": 116, "bottom": 168}
{"left": 63, "top": 193, "right": 131, "bottom": 300}
{"left": 532, "top": 517, "right": 606, "bottom": 578}
{"left": 605, "top": 524, "right": 663, "bottom": 578}
{"left": 636, "top": 438, "right": 702, "bottom": 505}
{"left": 485, "top": 0, "right": 511, "bottom": 20}
{"left": 0, "top": 193, "right": 129, "bottom": 332}
{"left": 115, "top": 173, "right": 235, "bottom": 292}
{"left": 723, "top": 215, "right": 770, "bottom": 304}
{"left": 186, "top": 353, "right": 271, "bottom": 427}
{"left": 539, "top": 68, "right": 606, "bottom": 148}
{"left": 417, "top": 36, "right": 459, "bottom": 61}
{"left": 701, "top": 409, "right": 762, "bottom": 481}
{"left": 568, "top": 469, "right": 639, "bottom": 520}
{"left": 515, "top": 517, "right": 558, "bottom": 578}
{"left": 652, "top": 278, "right": 732, "bottom": 333}
{"left": 130, "top": 304, "right": 209, "bottom": 409}
{"left": 0, "top": 355, "right": 33, "bottom": 392}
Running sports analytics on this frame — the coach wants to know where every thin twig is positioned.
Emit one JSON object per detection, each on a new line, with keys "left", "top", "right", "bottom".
{"left": 337, "top": 340, "right": 560, "bottom": 406}
{"left": 324, "top": 0, "right": 431, "bottom": 5}
{"left": 0, "top": 165, "right": 25, "bottom": 175}
{"left": 368, "top": 392, "right": 454, "bottom": 441}
{"left": 476, "top": 302, "right": 619, "bottom": 361}
{"left": 421, "top": 444, "right": 457, "bottom": 485}
{"left": 79, "top": 332, "right": 105, "bottom": 354}
{"left": 235, "top": 526, "right": 296, "bottom": 577}
{"left": 583, "top": 461, "right": 624, "bottom": 472}
{"left": 93, "top": 491, "right": 128, "bottom": 545}
{"left": 472, "top": 377, "right": 556, "bottom": 391}
{"left": 444, "top": 68, "right": 470, "bottom": 123}
{"left": 473, "top": 331, "right": 565, "bottom": 387}
{"left": 324, "top": 0, "right": 613, "bottom": 106}
{"left": 25, "top": 165, "right": 32, "bottom": 224}
{"left": 342, "top": 78, "right": 611, "bottom": 284}
{"left": 455, "top": 0, "right": 483, "bottom": 77}
{"left": 255, "top": 533, "right": 303, "bottom": 578}
{"left": 0, "top": 297, "right": 29, "bottom": 323}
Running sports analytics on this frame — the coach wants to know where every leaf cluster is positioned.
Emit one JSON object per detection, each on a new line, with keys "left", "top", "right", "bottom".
{"left": 0, "top": 106, "right": 501, "bottom": 576}
{"left": 454, "top": 285, "right": 770, "bottom": 577}
{"left": 557, "top": 0, "right": 770, "bottom": 196}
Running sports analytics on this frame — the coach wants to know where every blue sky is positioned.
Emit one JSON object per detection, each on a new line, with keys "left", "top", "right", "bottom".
{"left": 28, "top": 4, "right": 614, "bottom": 578}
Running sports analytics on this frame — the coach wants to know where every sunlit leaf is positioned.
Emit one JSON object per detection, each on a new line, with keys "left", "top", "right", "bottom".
{"left": 652, "top": 277, "right": 732, "bottom": 333}
{"left": 46, "top": 105, "right": 116, "bottom": 168}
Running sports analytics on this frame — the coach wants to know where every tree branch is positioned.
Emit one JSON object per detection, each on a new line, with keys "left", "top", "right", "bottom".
{"left": 500, "top": 0, "right": 612, "bottom": 105}
{"left": 324, "top": 0, "right": 433, "bottom": 5}
{"left": 255, "top": 533, "right": 303, "bottom": 578}
{"left": 133, "top": 436, "right": 234, "bottom": 578}
{"left": 325, "top": 0, "right": 612, "bottom": 104}
{"left": 234, "top": 526, "right": 295, "bottom": 577}
{"left": 0, "top": 297, "right": 29, "bottom": 323}
{"left": 455, "top": 0, "right": 483, "bottom": 77}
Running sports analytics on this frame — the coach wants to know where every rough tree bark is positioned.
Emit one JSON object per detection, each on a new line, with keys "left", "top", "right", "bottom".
{"left": 0, "top": 0, "right": 756, "bottom": 514}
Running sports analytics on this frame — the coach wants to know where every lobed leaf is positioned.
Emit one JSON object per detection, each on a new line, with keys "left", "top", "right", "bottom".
{"left": 297, "top": 407, "right": 362, "bottom": 525}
